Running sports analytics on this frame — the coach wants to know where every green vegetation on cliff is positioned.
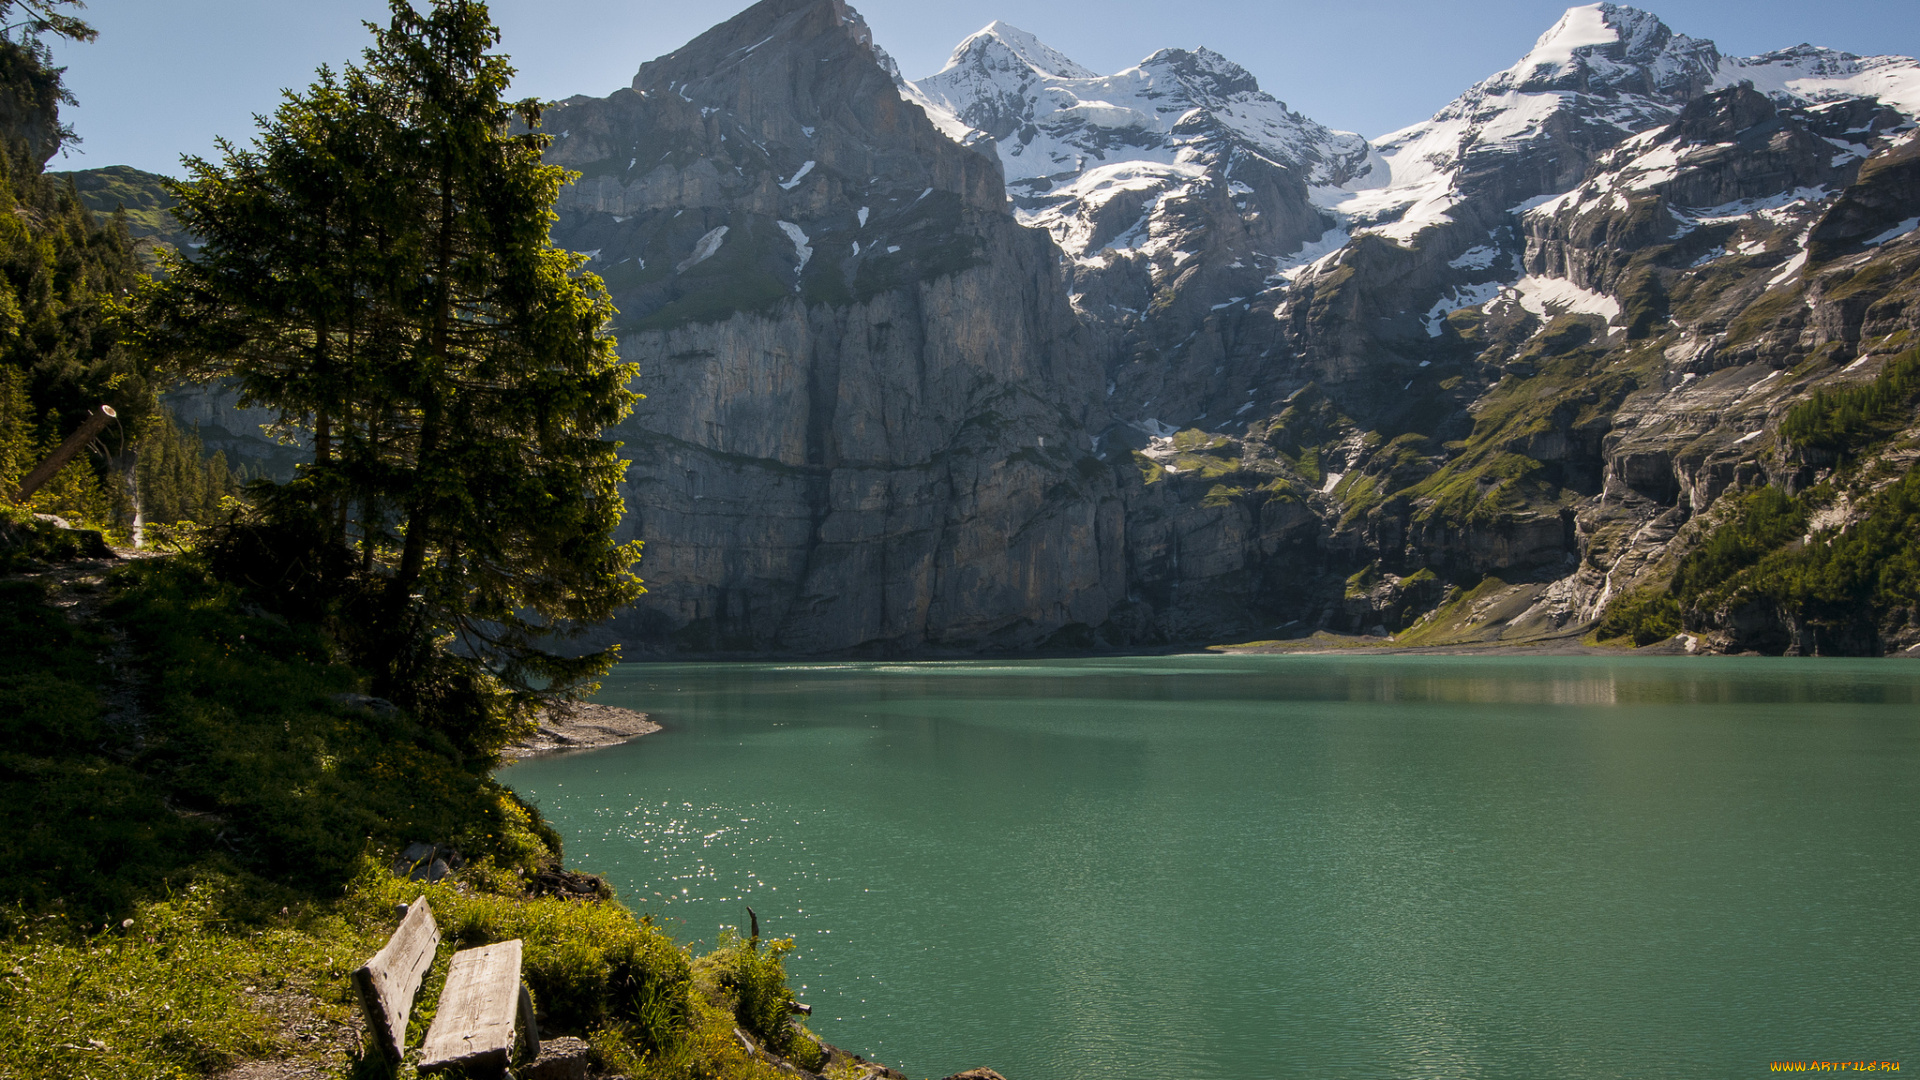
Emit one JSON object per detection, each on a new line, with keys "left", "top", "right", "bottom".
{"left": 1646, "top": 470, "right": 1920, "bottom": 650}
{"left": 1780, "top": 350, "right": 1920, "bottom": 458}
{"left": 1599, "top": 352, "right": 1920, "bottom": 652}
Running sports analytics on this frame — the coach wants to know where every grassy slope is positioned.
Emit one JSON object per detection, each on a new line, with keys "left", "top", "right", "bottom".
{"left": 52, "top": 164, "right": 192, "bottom": 263}
{"left": 0, "top": 529, "right": 840, "bottom": 1079}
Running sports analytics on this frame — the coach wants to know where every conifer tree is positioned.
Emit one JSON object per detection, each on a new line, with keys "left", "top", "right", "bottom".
{"left": 133, "top": 408, "right": 241, "bottom": 530}
{"left": 0, "top": 0, "right": 156, "bottom": 536}
{"left": 138, "top": 0, "right": 643, "bottom": 742}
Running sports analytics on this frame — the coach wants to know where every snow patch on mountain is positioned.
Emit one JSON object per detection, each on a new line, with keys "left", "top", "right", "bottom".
{"left": 1717, "top": 46, "right": 1920, "bottom": 119}
{"left": 778, "top": 160, "right": 815, "bottom": 190}
{"left": 1493, "top": 275, "right": 1624, "bottom": 324}
{"left": 1676, "top": 189, "right": 1831, "bottom": 231}
{"left": 1866, "top": 217, "right": 1920, "bottom": 246}
{"left": 1268, "top": 228, "right": 1351, "bottom": 284}
{"left": 1019, "top": 160, "right": 1208, "bottom": 257}
{"left": 1425, "top": 281, "right": 1509, "bottom": 336}
{"left": 676, "top": 226, "right": 728, "bottom": 273}
{"left": 776, "top": 221, "right": 813, "bottom": 278}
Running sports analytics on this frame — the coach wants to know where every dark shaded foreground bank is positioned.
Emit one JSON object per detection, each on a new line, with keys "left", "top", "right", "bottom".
{"left": 0, "top": 520, "right": 1007, "bottom": 1080}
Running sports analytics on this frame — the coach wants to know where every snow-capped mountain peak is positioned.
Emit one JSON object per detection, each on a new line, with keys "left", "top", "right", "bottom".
{"left": 1523, "top": 4, "right": 1628, "bottom": 74}
{"left": 940, "top": 20, "right": 1101, "bottom": 82}
{"left": 1326, "top": 4, "right": 1726, "bottom": 243}
{"left": 1497, "top": 3, "right": 1718, "bottom": 98}
{"left": 918, "top": 39, "right": 1374, "bottom": 282}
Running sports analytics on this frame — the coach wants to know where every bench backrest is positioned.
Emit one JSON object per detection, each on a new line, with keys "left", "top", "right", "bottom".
{"left": 351, "top": 895, "right": 440, "bottom": 1063}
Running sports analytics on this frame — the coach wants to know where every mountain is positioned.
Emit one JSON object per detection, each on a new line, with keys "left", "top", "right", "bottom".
{"left": 54, "top": 165, "right": 193, "bottom": 262}
{"left": 1053, "top": 3, "right": 1920, "bottom": 652}
{"left": 552, "top": 0, "right": 1920, "bottom": 655}
{"left": 166, "top": 0, "right": 1920, "bottom": 655}
{"left": 911, "top": 25, "right": 1374, "bottom": 432}
{"left": 534, "top": 0, "right": 1125, "bottom": 653}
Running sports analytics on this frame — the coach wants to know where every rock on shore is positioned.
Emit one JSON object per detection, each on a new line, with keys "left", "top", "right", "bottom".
{"left": 504, "top": 703, "right": 661, "bottom": 759}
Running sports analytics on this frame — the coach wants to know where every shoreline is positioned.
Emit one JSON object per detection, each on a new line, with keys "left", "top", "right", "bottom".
{"left": 591, "top": 622, "right": 1920, "bottom": 664}
{"left": 503, "top": 702, "right": 661, "bottom": 759}
{"left": 596, "top": 630, "right": 1920, "bottom": 663}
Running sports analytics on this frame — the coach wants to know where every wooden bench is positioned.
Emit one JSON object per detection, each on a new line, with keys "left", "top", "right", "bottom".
{"left": 352, "top": 895, "right": 440, "bottom": 1064}
{"left": 419, "top": 938, "right": 539, "bottom": 1075}
{"left": 352, "top": 894, "right": 539, "bottom": 1077}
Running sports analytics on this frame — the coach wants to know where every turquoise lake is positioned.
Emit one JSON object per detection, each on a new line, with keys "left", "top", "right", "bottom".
{"left": 499, "top": 655, "right": 1920, "bottom": 1079}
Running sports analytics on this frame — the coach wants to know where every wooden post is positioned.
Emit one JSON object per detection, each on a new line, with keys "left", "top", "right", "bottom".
{"left": 517, "top": 981, "right": 540, "bottom": 1060}
{"left": 10, "top": 405, "right": 116, "bottom": 504}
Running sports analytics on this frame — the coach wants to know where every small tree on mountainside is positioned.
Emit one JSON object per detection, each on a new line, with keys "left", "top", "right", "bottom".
{"left": 138, "top": 0, "right": 644, "bottom": 750}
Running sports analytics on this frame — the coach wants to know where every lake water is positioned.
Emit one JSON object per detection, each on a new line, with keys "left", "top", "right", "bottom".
{"left": 500, "top": 655, "right": 1920, "bottom": 1079}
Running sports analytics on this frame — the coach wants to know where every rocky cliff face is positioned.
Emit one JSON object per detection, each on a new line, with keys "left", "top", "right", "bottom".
{"left": 537, "top": 0, "right": 1123, "bottom": 653}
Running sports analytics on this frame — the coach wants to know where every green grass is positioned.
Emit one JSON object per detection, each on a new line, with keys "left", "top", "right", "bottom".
{"left": 0, "top": 862, "right": 818, "bottom": 1080}
{"left": 0, "top": 884, "right": 332, "bottom": 1080}
{"left": 1411, "top": 451, "right": 1557, "bottom": 527}
{"left": 1205, "top": 631, "right": 1388, "bottom": 652}
{"left": 1389, "top": 575, "right": 1509, "bottom": 648}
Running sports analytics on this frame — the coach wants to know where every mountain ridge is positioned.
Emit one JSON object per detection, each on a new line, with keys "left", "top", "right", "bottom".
{"left": 136, "top": 0, "right": 1920, "bottom": 656}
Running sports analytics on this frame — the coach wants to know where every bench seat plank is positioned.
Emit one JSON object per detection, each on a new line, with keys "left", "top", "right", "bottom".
{"left": 350, "top": 895, "right": 439, "bottom": 1064}
{"left": 419, "top": 939, "right": 524, "bottom": 1076}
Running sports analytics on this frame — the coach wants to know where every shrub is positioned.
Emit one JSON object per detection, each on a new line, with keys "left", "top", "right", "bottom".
{"left": 1595, "top": 589, "right": 1682, "bottom": 646}
{"left": 711, "top": 931, "right": 826, "bottom": 1070}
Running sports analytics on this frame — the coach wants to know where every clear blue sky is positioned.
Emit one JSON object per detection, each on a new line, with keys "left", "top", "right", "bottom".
{"left": 51, "top": 0, "right": 1920, "bottom": 177}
